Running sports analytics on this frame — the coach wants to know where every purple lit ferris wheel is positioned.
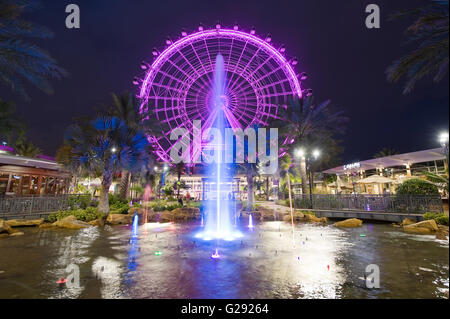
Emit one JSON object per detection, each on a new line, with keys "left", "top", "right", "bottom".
{"left": 137, "top": 25, "right": 306, "bottom": 162}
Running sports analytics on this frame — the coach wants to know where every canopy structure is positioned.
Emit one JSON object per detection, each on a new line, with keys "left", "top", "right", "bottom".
{"left": 357, "top": 175, "right": 395, "bottom": 184}
{"left": 323, "top": 148, "right": 446, "bottom": 175}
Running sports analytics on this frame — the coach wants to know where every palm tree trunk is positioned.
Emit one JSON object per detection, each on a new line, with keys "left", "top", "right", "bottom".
{"left": 247, "top": 173, "right": 254, "bottom": 211}
{"left": 299, "top": 157, "right": 308, "bottom": 195}
{"left": 266, "top": 176, "right": 269, "bottom": 201}
{"left": 119, "top": 170, "right": 131, "bottom": 200}
{"left": 98, "top": 171, "right": 113, "bottom": 216}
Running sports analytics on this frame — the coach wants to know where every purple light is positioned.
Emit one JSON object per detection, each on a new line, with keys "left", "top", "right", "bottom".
{"left": 211, "top": 249, "right": 220, "bottom": 259}
{"left": 138, "top": 28, "right": 304, "bottom": 162}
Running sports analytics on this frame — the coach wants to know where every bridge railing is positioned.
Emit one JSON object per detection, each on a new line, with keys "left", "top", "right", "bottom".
{"left": 292, "top": 194, "right": 443, "bottom": 214}
{"left": 0, "top": 194, "right": 92, "bottom": 220}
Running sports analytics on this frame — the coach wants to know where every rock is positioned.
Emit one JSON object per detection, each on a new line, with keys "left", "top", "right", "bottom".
{"left": 0, "top": 220, "right": 13, "bottom": 234}
{"left": 159, "top": 210, "right": 174, "bottom": 223}
{"left": 53, "top": 216, "right": 91, "bottom": 229}
{"left": 171, "top": 208, "right": 202, "bottom": 221}
{"left": 401, "top": 218, "right": 416, "bottom": 226}
{"left": 6, "top": 219, "right": 44, "bottom": 227}
{"left": 39, "top": 223, "right": 57, "bottom": 229}
{"left": 304, "top": 214, "right": 327, "bottom": 223}
{"left": 9, "top": 232, "right": 24, "bottom": 237}
{"left": 436, "top": 232, "right": 448, "bottom": 240}
{"left": 88, "top": 219, "right": 105, "bottom": 227}
{"left": 0, "top": 233, "right": 9, "bottom": 239}
{"left": 403, "top": 219, "right": 439, "bottom": 235}
{"left": 334, "top": 218, "right": 363, "bottom": 228}
{"left": 128, "top": 207, "right": 142, "bottom": 215}
{"left": 106, "top": 214, "right": 132, "bottom": 225}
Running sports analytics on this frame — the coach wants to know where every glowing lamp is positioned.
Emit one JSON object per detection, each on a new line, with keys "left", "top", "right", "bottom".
{"left": 291, "top": 57, "right": 298, "bottom": 66}
{"left": 250, "top": 26, "right": 256, "bottom": 35}
{"left": 152, "top": 48, "right": 159, "bottom": 56}
{"left": 216, "top": 23, "right": 221, "bottom": 29}
{"left": 295, "top": 148, "right": 305, "bottom": 158}
{"left": 233, "top": 24, "right": 239, "bottom": 31}
{"left": 313, "top": 149, "right": 320, "bottom": 159}
{"left": 132, "top": 78, "right": 140, "bottom": 86}
{"left": 279, "top": 44, "right": 286, "bottom": 53}
{"left": 140, "top": 62, "right": 150, "bottom": 70}
{"left": 439, "top": 132, "right": 449, "bottom": 145}
{"left": 265, "top": 33, "right": 272, "bottom": 42}
{"left": 198, "top": 24, "right": 204, "bottom": 31}
{"left": 181, "top": 30, "right": 188, "bottom": 37}
{"left": 165, "top": 37, "right": 172, "bottom": 45}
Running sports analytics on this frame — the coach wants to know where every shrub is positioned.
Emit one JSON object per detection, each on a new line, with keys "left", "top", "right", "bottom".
{"left": 48, "top": 207, "right": 103, "bottom": 223}
{"left": 68, "top": 195, "right": 92, "bottom": 210}
{"left": 423, "top": 212, "right": 449, "bottom": 226}
{"left": 110, "top": 202, "right": 130, "bottom": 215}
{"left": 396, "top": 179, "right": 440, "bottom": 196}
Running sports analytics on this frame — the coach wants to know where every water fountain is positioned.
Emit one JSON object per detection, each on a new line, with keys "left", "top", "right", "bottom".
{"left": 195, "top": 54, "right": 242, "bottom": 242}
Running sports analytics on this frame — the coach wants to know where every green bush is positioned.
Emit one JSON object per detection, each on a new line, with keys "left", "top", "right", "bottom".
{"left": 68, "top": 195, "right": 92, "bottom": 210}
{"left": 48, "top": 207, "right": 103, "bottom": 223}
{"left": 108, "top": 194, "right": 129, "bottom": 205}
{"left": 423, "top": 212, "right": 449, "bottom": 225}
{"left": 396, "top": 179, "right": 440, "bottom": 196}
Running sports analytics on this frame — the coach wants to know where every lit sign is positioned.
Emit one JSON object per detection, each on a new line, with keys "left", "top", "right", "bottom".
{"left": 344, "top": 162, "right": 361, "bottom": 170}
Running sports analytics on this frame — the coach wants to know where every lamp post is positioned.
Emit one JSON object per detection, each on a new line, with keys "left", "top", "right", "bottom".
{"left": 295, "top": 148, "right": 320, "bottom": 209}
{"left": 439, "top": 132, "right": 449, "bottom": 170}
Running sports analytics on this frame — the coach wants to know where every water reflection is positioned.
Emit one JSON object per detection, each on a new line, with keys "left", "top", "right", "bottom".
{"left": 0, "top": 221, "right": 448, "bottom": 299}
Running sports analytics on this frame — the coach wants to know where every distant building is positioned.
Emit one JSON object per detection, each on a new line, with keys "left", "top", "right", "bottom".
{"left": 0, "top": 153, "right": 71, "bottom": 196}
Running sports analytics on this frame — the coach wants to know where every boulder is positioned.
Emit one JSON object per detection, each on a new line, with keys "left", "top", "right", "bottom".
{"left": 88, "top": 219, "right": 105, "bottom": 227}
{"left": 6, "top": 219, "right": 44, "bottom": 227}
{"left": 39, "top": 223, "right": 57, "bottom": 229}
{"left": 128, "top": 207, "right": 143, "bottom": 215}
{"left": 334, "top": 218, "right": 363, "bottom": 228}
{"left": 0, "top": 233, "right": 9, "bottom": 239}
{"left": 9, "top": 232, "right": 24, "bottom": 237}
{"left": 53, "top": 216, "right": 91, "bottom": 229}
{"left": 159, "top": 210, "right": 174, "bottom": 223}
{"left": 436, "top": 232, "right": 448, "bottom": 240}
{"left": 304, "top": 214, "right": 327, "bottom": 223}
{"left": 401, "top": 218, "right": 416, "bottom": 226}
{"left": 0, "top": 220, "right": 13, "bottom": 234}
{"left": 403, "top": 219, "right": 439, "bottom": 235}
{"left": 106, "top": 214, "right": 132, "bottom": 225}
{"left": 171, "top": 207, "right": 202, "bottom": 221}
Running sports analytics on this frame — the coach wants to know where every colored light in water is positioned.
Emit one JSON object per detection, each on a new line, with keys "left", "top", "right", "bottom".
{"left": 360, "top": 234, "right": 366, "bottom": 237}
{"left": 211, "top": 249, "right": 220, "bottom": 259}
{"left": 155, "top": 251, "right": 162, "bottom": 256}
{"left": 248, "top": 214, "right": 254, "bottom": 228}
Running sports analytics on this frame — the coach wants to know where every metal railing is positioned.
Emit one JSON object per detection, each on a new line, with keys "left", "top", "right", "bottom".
{"left": 0, "top": 194, "right": 91, "bottom": 219}
{"left": 292, "top": 194, "right": 443, "bottom": 214}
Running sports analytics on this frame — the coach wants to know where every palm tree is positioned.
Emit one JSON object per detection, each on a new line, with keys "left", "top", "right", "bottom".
{"left": 276, "top": 95, "right": 348, "bottom": 195}
{"left": 0, "top": 0, "right": 67, "bottom": 99}
{"left": 423, "top": 170, "right": 449, "bottom": 194}
{"left": 0, "top": 99, "right": 19, "bottom": 139}
{"left": 374, "top": 148, "right": 400, "bottom": 158}
{"left": 14, "top": 138, "right": 41, "bottom": 157}
{"left": 386, "top": 0, "right": 449, "bottom": 94}
{"left": 64, "top": 115, "right": 152, "bottom": 216}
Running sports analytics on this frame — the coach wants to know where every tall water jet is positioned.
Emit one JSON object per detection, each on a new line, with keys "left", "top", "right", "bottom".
{"left": 196, "top": 54, "right": 241, "bottom": 241}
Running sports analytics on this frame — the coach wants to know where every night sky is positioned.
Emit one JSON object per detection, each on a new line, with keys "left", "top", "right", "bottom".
{"left": 1, "top": 0, "right": 448, "bottom": 166}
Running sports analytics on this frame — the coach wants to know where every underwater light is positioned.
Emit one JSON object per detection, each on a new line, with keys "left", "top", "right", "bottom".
{"left": 211, "top": 249, "right": 220, "bottom": 259}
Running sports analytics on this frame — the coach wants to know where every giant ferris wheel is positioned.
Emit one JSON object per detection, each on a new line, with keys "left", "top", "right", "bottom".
{"left": 136, "top": 24, "right": 308, "bottom": 162}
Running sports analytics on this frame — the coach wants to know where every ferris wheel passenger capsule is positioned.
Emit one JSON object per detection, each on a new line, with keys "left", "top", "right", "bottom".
{"left": 132, "top": 77, "right": 140, "bottom": 86}
{"left": 198, "top": 23, "right": 204, "bottom": 31}
{"left": 140, "top": 62, "right": 150, "bottom": 70}
{"left": 265, "top": 34, "right": 272, "bottom": 42}
{"left": 279, "top": 44, "right": 286, "bottom": 53}
{"left": 291, "top": 57, "right": 298, "bottom": 66}
{"left": 299, "top": 72, "right": 308, "bottom": 81}
{"left": 152, "top": 48, "right": 159, "bottom": 57}
{"left": 165, "top": 37, "right": 172, "bottom": 45}
{"left": 233, "top": 24, "right": 239, "bottom": 31}
{"left": 250, "top": 26, "right": 256, "bottom": 35}
{"left": 216, "top": 22, "right": 221, "bottom": 29}
{"left": 181, "top": 29, "right": 188, "bottom": 37}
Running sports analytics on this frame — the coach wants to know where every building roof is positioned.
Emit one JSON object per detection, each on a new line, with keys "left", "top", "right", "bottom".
{"left": 0, "top": 154, "right": 64, "bottom": 171}
{"left": 323, "top": 148, "right": 446, "bottom": 175}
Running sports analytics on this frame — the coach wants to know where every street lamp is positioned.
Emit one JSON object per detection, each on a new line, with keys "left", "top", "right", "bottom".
{"left": 439, "top": 132, "right": 449, "bottom": 169}
{"left": 111, "top": 147, "right": 117, "bottom": 153}
{"left": 295, "top": 148, "right": 320, "bottom": 209}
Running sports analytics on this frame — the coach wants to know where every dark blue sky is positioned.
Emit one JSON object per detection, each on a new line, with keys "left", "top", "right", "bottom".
{"left": 1, "top": 0, "right": 448, "bottom": 165}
